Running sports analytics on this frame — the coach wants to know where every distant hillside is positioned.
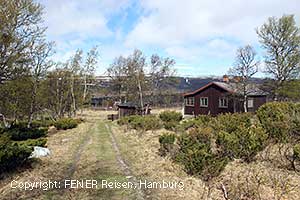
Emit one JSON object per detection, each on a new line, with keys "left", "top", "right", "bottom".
{"left": 174, "top": 76, "right": 267, "bottom": 93}
{"left": 94, "top": 76, "right": 268, "bottom": 95}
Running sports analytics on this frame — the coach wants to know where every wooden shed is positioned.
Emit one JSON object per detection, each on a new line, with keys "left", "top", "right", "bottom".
{"left": 117, "top": 102, "right": 151, "bottom": 118}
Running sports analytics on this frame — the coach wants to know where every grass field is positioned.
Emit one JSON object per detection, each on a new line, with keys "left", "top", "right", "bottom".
{"left": 1, "top": 109, "right": 300, "bottom": 200}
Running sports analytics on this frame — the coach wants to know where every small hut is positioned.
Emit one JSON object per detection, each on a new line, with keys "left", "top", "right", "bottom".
{"left": 117, "top": 102, "right": 151, "bottom": 118}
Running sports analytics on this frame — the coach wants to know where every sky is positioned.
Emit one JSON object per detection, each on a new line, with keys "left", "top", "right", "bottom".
{"left": 38, "top": 0, "right": 300, "bottom": 77}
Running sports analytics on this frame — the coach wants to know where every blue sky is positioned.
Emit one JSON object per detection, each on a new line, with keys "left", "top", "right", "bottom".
{"left": 38, "top": 0, "right": 300, "bottom": 77}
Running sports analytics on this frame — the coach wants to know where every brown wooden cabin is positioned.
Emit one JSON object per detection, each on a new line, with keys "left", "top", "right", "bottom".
{"left": 117, "top": 102, "right": 151, "bottom": 118}
{"left": 183, "top": 81, "right": 267, "bottom": 116}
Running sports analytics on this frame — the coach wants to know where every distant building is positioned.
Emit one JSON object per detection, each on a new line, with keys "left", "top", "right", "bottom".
{"left": 117, "top": 102, "right": 151, "bottom": 118}
{"left": 183, "top": 81, "right": 267, "bottom": 116}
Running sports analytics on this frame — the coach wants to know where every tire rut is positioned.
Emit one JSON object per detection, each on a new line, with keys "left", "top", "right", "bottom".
{"left": 105, "top": 124, "right": 145, "bottom": 200}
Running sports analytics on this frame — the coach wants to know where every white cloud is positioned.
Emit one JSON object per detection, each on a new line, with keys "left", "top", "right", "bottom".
{"left": 125, "top": 0, "right": 300, "bottom": 60}
{"left": 165, "top": 38, "right": 237, "bottom": 64}
{"left": 39, "top": 0, "right": 131, "bottom": 63}
{"left": 41, "top": 0, "right": 111, "bottom": 38}
{"left": 38, "top": 0, "right": 300, "bottom": 76}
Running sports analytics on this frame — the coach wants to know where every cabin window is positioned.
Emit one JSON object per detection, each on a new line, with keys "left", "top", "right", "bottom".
{"left": 219, "top": 97, "right": 228, "bottom": 108}
{"left": 247, "top": 98, "right": 254, "bottom": 108}
{"left": 185, "top": 97, "right": 194, "bottom": 106}
{"left": 200, "top": 97, "right": 208, "bottom": 107}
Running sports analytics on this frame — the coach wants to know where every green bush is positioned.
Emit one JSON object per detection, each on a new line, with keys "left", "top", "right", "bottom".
{"left": 213, "top": 113, "right": 267, "bottom": 162}
{"left": 194, "top": 115, "right": 213, "bottom": 126}
{"left": 130, "top": 115, "right": 162, "bottom": 131}
{"left": 178, "top": 115, "right": 213, "bottom": 132}
{"left": 257, "top": 102, "right": 295, "bottom": 142}
{"left": 54, "top": 118, "right": 79, "bottom": 130}
{"left": 163, "top": 121, "right": 179, "bottom": 131}
{"left": 11, "top": 120, "right": 54, "bottom": 129}
{"left": 16, "top": 137, "right": 47, "bottom": 147}
{"left": 159, "top": 133, "right": 176, "bottom": 144}
{"left": 175, "top": 127, "right": 228, "bottom": 180}
{"left": 216, "top": 123, "right": 267, "bottom": 162}
{"left": 31, "top": 120, "right": 54, "bottom": 128}
{"left": 0, "top": 127, "right": 4, "bottom": 134}
{"left": 159, "top": 111, "right": 182, "bottom": 130}
{"left": 213, "top": 113, "right": 252, "bottom": 133}
{"left": 159, "top": 133, "right": 176, "bottom": 156}
{"left": 117, "top": 116, "right": 131, "bottom": 126}
{"left": 0, "top": 135, "right": 33, "bottom": 173}
{"left": 159, "top": 111, "right": 183, "bottom": 122}
{"left": 6, "top": 127, "right": 48, "bottom": 141}
{"left": 293, "top": 143, "right": 300, "bottom": 161}
{"left": 290, "top": 103, "right": 300, "bottom": 137}
{"left": 118, "top": 115, "right": 162, "bottom": 131}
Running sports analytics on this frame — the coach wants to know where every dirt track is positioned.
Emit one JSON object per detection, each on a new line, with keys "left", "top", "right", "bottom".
{"left": 0, "top": 111, "right": 141, "bottom": 200}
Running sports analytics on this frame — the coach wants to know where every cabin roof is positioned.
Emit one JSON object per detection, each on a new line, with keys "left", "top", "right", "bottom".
{"left": 183, "top": 81, "right": 267, "bottom": 97}
{"left": 118, "top": 102, "right": 137, "bottom": 108}
{"left": 117, "top": 102, "right": 151, "bottom": 109}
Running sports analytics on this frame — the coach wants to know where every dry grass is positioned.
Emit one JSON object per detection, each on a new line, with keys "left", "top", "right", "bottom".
{"left": 111, "top": 120, "right": 300, "bottom": 200}
{"left": 1, "top": 109, "right": 300, "bottom": 200}
{"left": 111, "top": 125, "right": 216, "bottom": 199}
{"left": 0, "top": 120, "right": 92, "bottom": 199}
{"left": 151, "top": 107, "right": 182, "bottom": 115}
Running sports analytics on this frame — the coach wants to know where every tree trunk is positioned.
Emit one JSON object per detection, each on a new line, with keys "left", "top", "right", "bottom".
{"left": 57, "top": 78, "right": 62, "bottom": 118}
{"left": 81, "top": 75, "right": 87, "bottom": 115}
{"left": 70, "top": 75, "right": 76, "bottom": 117}
{"left": 243, "top": 84, "right": 248, "bottom": 112}
{"left": 83, "top": 75, "right": 87, "bottom": 103}
{"left": 27, "top": 81, "right": 37, "bottom": 128}
{"left": 243, "top": 95, "right": 248, "bottom": 113}
{"left": 233, "top": 98, "right": 237, "bottom": 113}
{"left": 137, "top": 78, "right": 144, "bottom": 115}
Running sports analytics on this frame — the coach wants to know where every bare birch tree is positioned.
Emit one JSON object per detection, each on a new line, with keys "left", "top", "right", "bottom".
{"left": 82, "top": 47, "right": 98, "bottom": 103}
{"left": 229, "top": 45, "right": 259, "bottom": 112}
{"left": 27, "top": 40, "right": 54, "bottom": 127}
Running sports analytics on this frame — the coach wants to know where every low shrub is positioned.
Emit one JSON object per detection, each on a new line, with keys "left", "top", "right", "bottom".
{"left": 175, "top": 127, "right": 228, "bottom": 180}
{"left": 194, "top": 115, "right": 213, "bottom": 126}
{"left": 159, "top": 133, "right": 176, "bottom": 144}
{"left": 213, "top": 113, "right": 252, "bottom": 133}
{"left": 163, "top": 121, "right": 179, "bottom": 131}
{"left": 54, "top": 118, "right": 79, "bottom": 130}
{"left": 16, "top": 137, "right": 47, "bottom": 147}
{"left": 10, "top": 120, "right": 54, "bottom": 129}
{"left": 159, "top": 133, "right": 176, "bottom": 156}
{"left": 118, "top": 115, "right": 162, "bottom": 131}
{"left": 129, "top": 115, "right": 162, "bottom": 131}
{"left": 159, "top": 111, "right": 183, "bottom": 130}
{"left": 31, "top": 120, "right": 54, "bottom": 128}
{"left": 178, "top": 115, "right": 213, "bottom": 132}
{"left": 0, "top": 135, "right": 33, "bottom": 173}
{"left": 159, "top": 111, "right": 183, "bottom": 122}
{"left": 294, "top": 144, "right": 300, "bottom": 160}
{"left": 257, "top": 102, "right": 296, "bottom": 142}
{"left": 213, "top": 113, "right": 267, "bottom": 162}
{"left": 117, "top": 116, "right": 131, "bottom": 126}
{"left": 6, "top": 127, "right": 48, "bottom": 141}
{"left": 216, "top": 123, "right": 267, "bottom": 162}
{"left": 290, "top": 103, "right": 300, "bottom": 137}
{"left": 289, "top": 143, "right": 300, "bottom": 171}
{"left": 0, "top": 127, "right": 4, "bottom": 134}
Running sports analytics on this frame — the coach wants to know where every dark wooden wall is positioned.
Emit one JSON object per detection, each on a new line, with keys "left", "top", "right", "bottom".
{"left": 184, "top": 84, "right": 233, "bottom": 116}
{"left": 119, "top": 107, "right": 136, "bottom": 117}
{"left": 184, "top": 84, "right": 267, "bottom": 116}
{"left": 248, "top": 95, "right": 267, "bottom": 112}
